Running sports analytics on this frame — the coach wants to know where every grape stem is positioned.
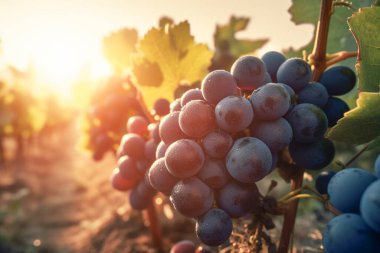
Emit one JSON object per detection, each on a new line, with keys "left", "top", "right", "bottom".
{"left": 344, "top": 143, "right": 370, "bottom": 168}
{"left": 277, "top": 1, "right": 334, "bottom": 252}
{"left": 145, "top": 199, "right": 164, "bottom": 252}
{"left": 326, "top": 51, "right": 358, "bottom": 67}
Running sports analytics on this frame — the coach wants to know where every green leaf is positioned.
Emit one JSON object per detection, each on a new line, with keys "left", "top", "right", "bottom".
{"left": 286, "top": 0, "right": 372, "bottom": 69}
{"left": 213, "top": 16, "right": 268, "bottom": 57}
{"left": 348, "top": 5, "right": 380, "bottom": 92}
{"left": 132, "top": 21, "right": 213, "bottom": 107}
{"left": 328, "top": 92, "right": 380, "bottom": 144}
{"left": 102, "top": 28, "right": 138, "bottom": 73}
{"left": 368, "top": 136, "right": 380, "bottom": 151}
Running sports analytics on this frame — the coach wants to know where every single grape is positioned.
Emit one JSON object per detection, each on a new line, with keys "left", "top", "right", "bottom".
{"left": 375, "top": 154, "right": 380, "bottom": 178}
{"left": 136, "top": 179, "right": 156, "bottom": 200}
{"left": 110, "top": 168, "right": 136, "bottom": 191}
{"left": 159, "top": 112, "right": 188, "bottom": 145}
{"left": 196, "top": 208, "right": 233, "bottom": 246}
{"left": 170, "top": 98, "right": 182, "bottom": 112}
{"left": 148, "top": 157, "right": 179, "bottom": 196}
{"left": 250, "top": 118, "right": 293, "bottom": 152}
{"left": 276, "top": 58, "right": 312, "bottom": 91}
{"left": 170, "top": 240, "right": 196, "bottom": 253}
{"left": 215, "top": 96, "right": 254, "bottom": 133}
{"left": 322, "top": 97, "right": 349, "bottom": 127}
{"left": 230, "top": 55, "right": 267, "bottom": 90}
{"left": 328, "top": 168, "right": 377, "bottom": 213}
{"left": 155, "top": 141, "right": 168, "bottom": 159}
{"left": 217, "top": 181, "right": 260, "bottom": 218}
{"left": 250, "top": 83, "right": 291, "bottom": 120}
{"left": 201, "top": 70, "right": 237, "bottom": 105}
{"left": 261, "top": 51, "right": 286, "bottom": 82}
{"left": 170, "top": 177, "right": 214, "bottom": 218}
{"left": 129, "top": 185, "right": 153, "bottom": 210}
{"left": 261, "top": 72, "right": 272, "bottom": 85}
{"left": 289, "top": 138, "right": 335, "bottom": 170}
{"left": 297, "top": 81, "right": 329, "bottom": 108}
{"left": 165, "top": 139, "right": 205, "bottom": 179}
{"left": 153, "top": 98, "right": 170, "bottom": 116}
{"left": 360, "top": 179, "right": 380, "bottom": 233}
{"left": 315, "top": 171, "right": 336, "bottom": 195}
{"left": 127, "top": 115, "right": 149, "bottom": 136}
{"left": 148, "top": 122, "right": 161, "bottom": 143}
{"left": 120, "top": 133, "right": 145, "bottom": 160}
{"left": 144, "top": 139, "right": 158, "bottom": 162}
{"left": 179, "top": 100, "right": 216, "bottom": 138}
{"left": 322, "top": 213, "right": 380, "bottom": 253}
{"left": 197, "top": 158, "right": 230, "bottom": 189}
{"left": 285, "top": 103, "right": 328, "bottom": 143}
{"left": 136, "top": 160, "right": 150, "bottom": 174}
{"left": 117, "top": 155, "right": 141, "bottom": 182}
{"left": 180, "top": 88, "right": 204, "bottom": 106}
{"left": 226, "top": 137, "right": 272, "bottom": 183}
{"left": 202, "top": 130, "right": 233, "bottom": 159}
{"left": 277, "top": 83, "right": 296, "bottom": 111}
{"left": 320, "top": 66, "right": 356, "bottom": 96}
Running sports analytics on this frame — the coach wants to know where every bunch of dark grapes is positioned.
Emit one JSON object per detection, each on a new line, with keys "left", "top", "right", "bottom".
{"left": 110, "top": 99, "right": 170, "bottom": 210}
{"left": 313, "top": 155, "right": 380, "bottom": 253}
{"left": 144, "top": 51, "right": 354, "bottom": 248}
{"left": 84, "top": 76, "right": 145, "bottom": 161}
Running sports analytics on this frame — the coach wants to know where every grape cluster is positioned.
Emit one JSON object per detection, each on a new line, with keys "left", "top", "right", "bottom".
{"left": 145, "top": 51, "right": 348, "bottom": 247}
{"left": 110, "top": 97, "right": 170, "bottom": 210}
{"left": 315, "top": 155, "right": 380, "bottom": 253}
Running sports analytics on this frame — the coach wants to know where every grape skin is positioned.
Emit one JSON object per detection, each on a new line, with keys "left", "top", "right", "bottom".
{"left": 165, "top": 139, "right": 205, "bottom": 179}
{"left": 230, "top": 55, "right": 267, "bottom": 90}
{"left": 315, "top": 171, "right": 336, "bottom": 195}
{"left": 320, "top": 66, "right": 356, "bottom": 96}
{"left": 375, "top": 154, "right": 380, "bottom": 178}
{"left": 170, "top": 177, "right": 214, "bottom": 218}
{"left": 201, "top": 70, "right": 237, "bottom": 105}
{"left": 120, "top": 133, "right": 146, "bottom": 160}
{"left": 297, "top": 81, "right": 329, "bottom": 108}
{"left": 276, "top": 58, "right": 312, "bottom": 91}
{"left": 322, "top": 213, "right": 380, "bottom": 253}
{"left": 148, "top": 157, "right": 178, "bottom": 196}
{"left": 180, "top": 88, "right": 204, "bottom": 106}
{"left": 215, "top": 96, "right": 254, "bottom": 133}
{"left": 360, "top": 179, "right": 380, "bottom": 233}
{"left": 117, "top": 155, "right": 141, "bottom": 182}
{"left": 127, "top": 115, "right": 149, "bottom": 136}
{"left": 170, "top": 240, "right": 197, "bottom": 253}
{"left": 153, "top": 98, "right": 170, "bottom": 116}
{"left": 155, "top": 141, "right": 168, "bottom": 159}
{"left": 159, "top": 112, "right": 188, "bottom": 145}
{"left": 261, "top": 51, "right": 286, "bottom": 82}
{"left": 111, "top": 168, "right": 136, "bottom": 191}
{"left": 197, "top": 158, "right": 230, "bottom": 189}
{"left": 202, "top": 130, "right": 233, "bottom": 159}
{"left": 289, "top": 138, "right": 335, "bottom": 170}
{"left": 196, "top": 208, "right": 233, "bottom": 246}
{"left": 322, "top": 97, "right": 349, "bottom": 127}
{"left": 327, "top": 168, "right": 377, "bottom": 213}
{"left": 226, "top": 137, "right": 272, "bottom": 183}
{"left": 250, "top": 83, "right": 291, "bottom": 120}
{"left": 179, "top": 100, "right": 216, "bottom": 138}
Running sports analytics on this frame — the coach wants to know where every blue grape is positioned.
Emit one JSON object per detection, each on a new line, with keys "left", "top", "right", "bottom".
{"left": 285, "top": 103, "right": 328, "bottom": 143}
{"left": 165, "top": 139, "right": 205, "bottom": 179}
{"left": 159, "top": 112, "right": 188, "bottom": 145}
{"left": 360, "top": 179, "right": 380, "bottom": 233}
{"left": 277, "top": 83, "right": 296, "bottom": 110}
{"left": 315, "top": 171, "right": 336, "bottom": 195}
{"left": 250, "top": 118, "right": 293, "bottom": 152}
{"left": 201, "top": 70, "right": 237, "bottom": 105}
{"left": 196, "top": 208, "right": 233, "bottom": 246}
{"left": 170, "top": 98, "right": 182, "bottom": 112}
{"left": 180, "top": 88, "right": 204, "bottom": 106}
{"left": 217, "top": 181, "right": 259, "bottom": 218}
{"left": 289, "top": 138, "right": 335, "bottom": 170}
{"left": 327, "top": 168, "right": 377, "bottom": 213}
{"left": 323, "top": 97, "right": 349, "bottom": 127}
{"left": 261, "top": 51, "right": 286, "bottom": 82}
{"left": 170, "top": 177, "right": 214, "bottom": 218}
{"left": 297, "top": 81, "right": 329, "bottom": 108}
{"left": 153, "top": 98, "right": 170, "bottom": 116}
{"left": 120, "top": 133, "right": 145, "bottom": 160}
{"left": 215, "top": 96, "right": 254, "bottom": 133}
{"left": 250, "top": 83, "right": 291, "bottom": 120}
{"left": 375, "top": 154, "right": 380, "bottom": 178}
{"left": 197, "top": 158, "right": 230, "bottom": 189}
{"left": 322, "top": 213, "right": 380, "bottom": 253}
{"left": 320, "top": 66, "right": 356, "bottom": 96}
{"left": 202, "top": 130, "right": 233, "bottom": 159}
{"left": 148, "top": 157, "right": 178, "bottom": 196}
{"left": 230, "top": 55, "right": 267, "bottom": 90}
{"left": 226, "top": 137, "right": 272, "bottom": 183}
{"left": 276, "top": 58, "right": 312, "bottom": 91}
{"left": 179, "top": 100, "right": 216, "bottom": 138}
{"left": 170, "top": 240, "right": 196, "bottom": 253}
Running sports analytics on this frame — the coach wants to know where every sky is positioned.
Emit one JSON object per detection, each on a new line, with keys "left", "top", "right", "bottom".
{"left": 0, "top": 0, "right": 314, "bottom": 93}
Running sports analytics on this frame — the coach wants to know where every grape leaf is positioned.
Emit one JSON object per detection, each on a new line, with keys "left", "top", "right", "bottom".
{"left": 328, "top": 92, "right": 380, "bottom": 144}
{"left": 348, "top": 5, "right": 380, "bottom": 92}
{"left": 213, "top": 16, "right": 268, "bottom": 57}
{"left": 286, "top": 0, "right": 372, "bottom": 68}
{"left": 102, "top": 28, "right": 138, "bottom": 73}
{"left": 132, "top": 21, "right": 213, "bottom": 107}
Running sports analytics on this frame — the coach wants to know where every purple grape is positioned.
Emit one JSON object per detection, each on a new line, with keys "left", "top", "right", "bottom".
{"left": 159, "top": 112, "right": 188, "bottom": 145}
{"left": 170, "top": 240, "right": 196, "bottom": 253}
{"left": 120, "top": 133, "right": 145, "bottom": 160}
{"left": 144, "top": 139, "right": 157, "bottom": 162}
{"left": 180, "top": 88, "right": 204, "bottom": 106}
{"left": 315, "top": 171, "right": 336, "bottom": 195}
{"left": 230, "top": 55, "right": 267, "bottom": 90}
{"left": 201, "top": 70, "right": 237, "bottom": 105}
{"left": 297, "top": 81, "right": 329, "bottom": 108}
{"left": 148, "top": 157, "right": 179, "bottom": 196}
{"left": 170, "top": 98, "right": 182, "bottom": 112}
{"left": 276, "top": 58, "right": 311, "bottom": 91}
{"left": 261, "top": 51, "right": 286, "bottom": 82}
{"left": 153, "top": 98, "right": 170, "bottom": 116}
{"left": 155, "top": 141, "right": 168, "bottom": 159}
{"left": 118, "top": 155, "right": 141, "bottom": 181}
{"left": 202, "top": 130, "right": 233, "bottom": 159}
{"left": 197, "top": 158, "right": 230, "bottom": 189}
